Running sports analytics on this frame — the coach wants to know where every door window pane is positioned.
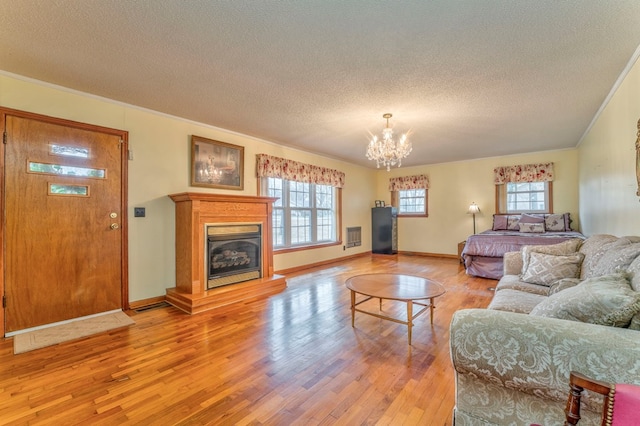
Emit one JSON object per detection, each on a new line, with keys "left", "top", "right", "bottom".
{"left": 49, "top": 144, "right": 90, "bottom": 158}
{"left": 48, "top": 183, "right": 89, "bottom": 196}
{"left": 29, "top": 161, "right": 105, "bottom": 178}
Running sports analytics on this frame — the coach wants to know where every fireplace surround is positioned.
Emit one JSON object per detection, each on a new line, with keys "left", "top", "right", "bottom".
{"left": 166, "top": 192, "right": 286, "bottom": 314}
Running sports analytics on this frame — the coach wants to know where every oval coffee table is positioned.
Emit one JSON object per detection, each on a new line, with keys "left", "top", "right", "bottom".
{"left": 345, "top": 273, "right": 445, "bottom": 345}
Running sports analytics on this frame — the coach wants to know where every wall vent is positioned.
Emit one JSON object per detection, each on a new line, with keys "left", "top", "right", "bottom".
{"left": 346, "top": 226, "right": 362, "bottom": 248}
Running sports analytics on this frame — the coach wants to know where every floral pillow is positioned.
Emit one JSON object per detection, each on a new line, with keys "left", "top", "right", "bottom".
{"left": 544, "top": 213, "right": 573, "bottom": 231}
{"left": 521, "top": 252, "right": 584, "bottom": 286}
{"left": 544, "top": 214, "right": 566, "bottom": 232}
{"left": 507, "top": 215, "right": 521, "bottom": 231}
{"left": 519, "top": 223, "right": 545, "bottom": 233}
{"left": 529, "top": 272, "right": 640, "bottom": 327}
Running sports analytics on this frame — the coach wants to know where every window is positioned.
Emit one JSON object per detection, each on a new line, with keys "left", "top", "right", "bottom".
{"left": 264, "top": 177, "right": 339, "bottom": 249}
{"left": 392, "top": 189, "right": 428, "bottom": 216}
{"left": 496, "top": 181, "right": 552, "bottom": 213}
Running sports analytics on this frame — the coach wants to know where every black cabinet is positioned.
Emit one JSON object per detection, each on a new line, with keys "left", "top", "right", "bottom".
{"left": 371, "top": 207, "right": 398, "bottom": 254}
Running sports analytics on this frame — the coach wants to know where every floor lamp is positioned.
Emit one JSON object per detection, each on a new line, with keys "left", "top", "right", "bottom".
{"left": 467, "top": 202, "right": 480, "bottom": 234}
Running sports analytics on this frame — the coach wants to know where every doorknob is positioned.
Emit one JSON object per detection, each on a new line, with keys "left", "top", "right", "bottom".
{"left": 110, "top": 223, "right": 119, "bottom": 230}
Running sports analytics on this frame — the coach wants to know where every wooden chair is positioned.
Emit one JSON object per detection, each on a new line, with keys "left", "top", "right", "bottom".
{"left": 565, "top": 371, "right": 640, "bottom": 425}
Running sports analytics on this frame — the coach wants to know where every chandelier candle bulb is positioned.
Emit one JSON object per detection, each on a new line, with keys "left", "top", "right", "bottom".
{"left": 366, "top": 113, "right": 412, "bottom": 171}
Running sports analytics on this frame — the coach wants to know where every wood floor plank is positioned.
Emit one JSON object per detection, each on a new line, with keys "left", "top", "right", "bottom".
{"left": 0, "top": 254, "right": 495, "bottom": 425}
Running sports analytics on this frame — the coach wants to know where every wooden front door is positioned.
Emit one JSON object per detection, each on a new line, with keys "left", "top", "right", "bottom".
{"left": 2, "top": 109, "right": 128, "bottom": 333}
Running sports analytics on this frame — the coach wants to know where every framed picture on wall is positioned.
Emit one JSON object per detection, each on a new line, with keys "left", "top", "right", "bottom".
{"left": 190, "top": 135, "right": 244, "bottom": 190}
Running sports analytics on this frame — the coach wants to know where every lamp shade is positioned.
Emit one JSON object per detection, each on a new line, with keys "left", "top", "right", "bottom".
{"left": 467, "top": 203, "right": 480, "bottom": 214}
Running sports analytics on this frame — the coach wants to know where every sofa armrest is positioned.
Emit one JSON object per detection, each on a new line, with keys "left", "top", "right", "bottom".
{"left": 450, "top": 309, "right": 640, "bottom": 405}
{"left": 503, "top": 251, "right": 522, "bottom": 275}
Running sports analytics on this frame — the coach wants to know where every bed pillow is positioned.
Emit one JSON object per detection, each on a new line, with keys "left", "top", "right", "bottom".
{"left": 544, "top": 214, "right": 566, "bottom": 232}
{"left": 544, "top": 213, "right": 574, "bottom": 232}
{"left": 519, "top": 213, "right": 545, "bottom": 224}
{"left": 521, "top": 239, "right": 583, "bottom": 273}
{"left": 521, "top": 252, "right": 584, "bottom": 286}
{"left": 507, "top": 215, "right": 521, "bottom": 231}
{"left": 519, "top": 223, "right": 545, "bottom": 233}
{"left": 529, "top": 273, "right": 640, "bottom": 327}
{"left": 492, "top": 215, "right": 508, "bottom": 231}
{"left": 563, "top": 213, "right": 573, "bottom": 231}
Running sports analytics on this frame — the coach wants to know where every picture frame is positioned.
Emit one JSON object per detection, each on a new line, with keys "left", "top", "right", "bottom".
{"left": 191, "top": 135, "right": 244, "bottom": 190}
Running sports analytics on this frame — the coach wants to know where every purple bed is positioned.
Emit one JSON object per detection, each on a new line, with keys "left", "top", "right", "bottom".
{"left": 461, "top": 213, "right": 585, "bottom": 279}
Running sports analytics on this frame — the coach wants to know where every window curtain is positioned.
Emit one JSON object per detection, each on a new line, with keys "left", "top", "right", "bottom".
{"left": 388, "top": 174, "right": 430, "bottom": 191}
{"left": 493, "top": 163, "right": 554, "bottom": 184}
{"left": 256, "top": 154, "right": 345, "bottom": 188}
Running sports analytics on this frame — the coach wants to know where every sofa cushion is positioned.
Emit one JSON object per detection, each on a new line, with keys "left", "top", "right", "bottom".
{"left": 503, "top": 251, "right": 524, "bottom": 276}
{"left": 521, "top": 252, "right": 584, "bottom": 286}
{"left": 627, "top": 255, "right": 640, "bottom": 292}
{"left": 578, "top": 234, "right": 619, "bottom": 279}
{"left": 495, "top": 274, "right": 550, "bottom": 296}
{"left": 529, "top": 273, "right": 640, "bottom": 327}
{"left": 521, "top": 239, "right": 583, "bottom": 274}
{"left": 488, "top": 289, "right": 547, "bottom": 313}
{"left": 591, "top": 240, "right": 640, "bottom": 277}
{"left": 630, "top": 313, "right": 640, "bottom": 331}
{"left": 548, "top": 278, "right": 581, "bottom": 295}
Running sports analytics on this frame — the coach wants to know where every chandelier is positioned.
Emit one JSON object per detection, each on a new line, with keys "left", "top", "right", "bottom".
{"left": 366, "top": 113, "right": 412, "bottom": 171}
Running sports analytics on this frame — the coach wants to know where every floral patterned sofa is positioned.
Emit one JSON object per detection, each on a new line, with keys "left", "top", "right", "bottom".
{"left": 450, "top": 234, "right": 640, "bottom": 425}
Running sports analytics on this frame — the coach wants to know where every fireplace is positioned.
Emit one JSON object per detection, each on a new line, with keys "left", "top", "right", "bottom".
{"left": 166, "top": 192, "right": 286, "bottom": 315}
{"left": 206, "top": 224, "right": 261, "bottom": 289}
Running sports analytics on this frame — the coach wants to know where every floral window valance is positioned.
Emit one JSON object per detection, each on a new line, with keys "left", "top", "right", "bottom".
{"left": 256, "top": 154, "right": 345, "bottom": 188}
{"left": 388, "top": 174, "right": 430, "bottom": 191}
{"left": 493, "top": 163, "right": 554, "bottom": 184}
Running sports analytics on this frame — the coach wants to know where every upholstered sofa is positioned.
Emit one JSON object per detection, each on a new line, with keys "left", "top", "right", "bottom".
{"left": 450, "top": 234, "right": 640, "bottom": 425}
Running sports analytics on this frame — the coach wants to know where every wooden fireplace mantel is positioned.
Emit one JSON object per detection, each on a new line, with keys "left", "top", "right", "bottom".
{"left": 165, "top": 192, "right": 286, "bottom": 314}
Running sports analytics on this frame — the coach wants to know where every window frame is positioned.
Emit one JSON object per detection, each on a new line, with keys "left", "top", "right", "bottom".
{"left": 391, "top": 188, "right": 429, "bottom": 217}
{"left": 260, "top": 177, "right": 342, "bottom": 253}
{"left": 495, "top": 181, "right": 553, "bottom": 214}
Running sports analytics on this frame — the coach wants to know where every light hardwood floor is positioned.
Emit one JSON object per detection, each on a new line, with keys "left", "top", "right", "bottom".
{"left": 0, "top": 254, "right": 496, "bottom": 425}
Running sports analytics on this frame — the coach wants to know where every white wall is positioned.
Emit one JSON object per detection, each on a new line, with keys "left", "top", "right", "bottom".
{"left": 373, "top": 149, "right": 579, "bottom": 255}
{"left": 578, "top": 55, "right": 640, "bottom": 236}
{"left": 0, "top": 73, "right": 376, "bottom": 303}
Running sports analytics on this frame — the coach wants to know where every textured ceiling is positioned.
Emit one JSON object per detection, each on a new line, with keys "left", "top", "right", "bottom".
{"left": 1, "top": 1, "right": 640, "bottom": 168}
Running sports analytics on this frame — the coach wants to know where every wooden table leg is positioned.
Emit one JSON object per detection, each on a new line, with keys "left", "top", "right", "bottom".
{"left": 430, "top": 297, "right": 435, "bottom": 325}
{"left": 407, "top": 300, "right": 413, "bottom": 345}
{"left": 350, "top": 290, "right": 355, "bottom": 327}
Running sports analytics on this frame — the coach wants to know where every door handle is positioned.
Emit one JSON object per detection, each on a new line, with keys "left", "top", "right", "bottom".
{"left": 110, "top": 223, "right": 119, "bottom": 230}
